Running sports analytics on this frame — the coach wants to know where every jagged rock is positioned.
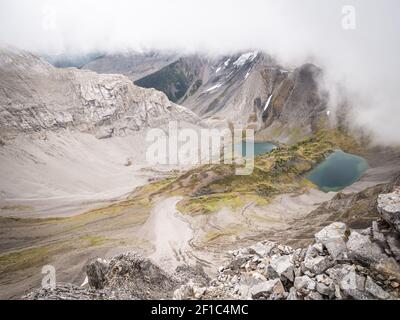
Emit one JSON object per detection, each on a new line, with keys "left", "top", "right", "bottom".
{"left": 250, "top": 272, "right": 267, "bottom": 282}
{"left": 372, "top": 221, "right": 387, "bottom": 245}
{"left": 294, "top": 267, "right": 302, "bottom": 278}
{"left": 236, "top": 285, "right": 251, "bottom": 299}
{"left": 346, "top": 231, "right": 387, "bottom": 266}
{"left": 303, "top": 270, "right": 316, "bottom": 278}
{"left": 28, "top": 252, "right": 181, "bottom": 300}
{"left": 312, "top": 243, "right": 325, "bottom": 254}
{"left": 23, "top": 284, "right": 107, "bottom": 300}
{"left": 228, "top": 256, "right": 251, "bottom": 272}
{"left": 257, "top": 262, "right": 267, "bottom": 270}
{"left": 315, "top": 222, "right": 349, "bottom": 260}
{"left": 250, "top": 279, "right": 285, "bottom": 299}
{"left": 174, "top": 264, "right": 211, "bottom": 287}
{"left": 305, "top": 244, "right": 319, "bottom": 259}
{"left": 378, "top": 189, "right": 400, "bottom": 233}
{"left": 287, "top": 287, "right": 299, "bottom": 300}
{"left": 173, "top": 281, "right": 209, "bottom": 300}
{"left": 277, "top": 245, "right": 294, "bottom": 255}
{"left": 334, "top": 284, "right": 343, "bottom": 299}
{"left": 193, "top": 287, "right": 207, "bottom": 299}
{"left": 101, "top": 252, "right": 181, "bottom": 299}
{"left": 304, "top": 255, "right": 334, "bottom": 275}
{"left": 365, "top": 276, "right": 391, "bottom": 300}
{"left": 339, "top": 271, "right": 369, "bottom": 300}
{"left": 269, "top": 254, "right": 295, "bottom": 282}
{"left": 230, "top": 275, "right": 239, "bottom": 284}
{"left": 24, "top": 209, "right": 400, "bottom": 300}
{"left": 326, "top": 264, "right": 354, "bottom": 283}
{"left": 316, "top": 282, "right": 333, "bottom": 297}
{"left": 173, "top": 281, "right": 195, "bottom": 300}
{"left": 85, "top": 258, "right": 109, "bottom": 289}
{"left": 386, "top": 233, "right": 400, "bottom": 262}
{"left": 306, "top": 291, "right": 324, "bottom": 300}
{"left": 231, "top": 273, "right": 265, "bottom": 299}
{"left": 266, "top": 265, "right": 279, "bottom": 279}
{"left": 292, "top": 248, "right": 307, "bottom": 265}
{"left": 316, "top": 274, "right": 333, "bottom": 286}
{"left": 375, "top": 257, "right": 400, "bottom": 281}
{"left": 249, "top": 242, "right": 275, "bottom": 257}
{"left": 294, "top": 275, "right": 316, "bottom": 292}
{"left": 360, "top": 227, "right": 372, "bottom": 236}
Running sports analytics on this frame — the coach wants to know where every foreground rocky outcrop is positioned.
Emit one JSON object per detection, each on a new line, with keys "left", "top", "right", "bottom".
{"left": 175, "top": 189, "right": 400, "bottom": 300}
{"left": 24, "top": 252, "right": 210, "bottom": 300}
{"left": 24, "top": 189, "right": 400, "bottom": 300}
{"left": 378, "top": 188, "right": 400, "bottom": 233}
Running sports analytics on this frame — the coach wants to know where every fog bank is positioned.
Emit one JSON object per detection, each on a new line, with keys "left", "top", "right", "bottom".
{"left": 0, "top": 0, "right": 399, "bottom": 144}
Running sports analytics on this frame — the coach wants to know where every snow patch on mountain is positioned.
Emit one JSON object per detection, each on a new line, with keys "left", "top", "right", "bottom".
{"left": 233, "top": 51, "right": 258, "bottom": 67}
{"left": 203, "top": 82, "right": 223, "bottom": 93}
{"left": 263, "top": 95, "right": 273, "bottom": 112}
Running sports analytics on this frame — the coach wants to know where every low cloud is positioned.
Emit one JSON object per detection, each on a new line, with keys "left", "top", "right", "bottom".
{"left": 0, "top": 0, "right": 399, "bottom": 144}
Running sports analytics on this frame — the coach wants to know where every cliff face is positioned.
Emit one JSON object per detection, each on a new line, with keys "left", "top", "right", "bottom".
{"left": 95, "top": 50, "right": 329, "bottom": 141}
{"left": 256, "top": 63, "right": 328, "bottom": 142}
{"left": 0, "top": 48, "right": 200, "bottom": 216}
{"left": 135, "top": 55, "right": 206, "bottom": 103}
{"left": 182, "top": 54, "right": 328, "bottom": 140}
{"left": 0, "top": 47, "right": 199, "bottom": 140}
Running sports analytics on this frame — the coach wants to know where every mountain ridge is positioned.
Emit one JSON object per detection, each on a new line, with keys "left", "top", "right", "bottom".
{"left": 82, "top": 50, "right": 331, "bottom": 142}
{"left": 0, "top": 47, "right": 201, "bottom": 217}
{"left": 0, "top": 47, "right": 199, "bottom": 141}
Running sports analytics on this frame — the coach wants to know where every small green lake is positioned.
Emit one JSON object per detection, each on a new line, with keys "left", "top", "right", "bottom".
{"left": 307, "top": 150, "right": 369, "bottom": 192}
{"left": 236, "top": 141, "right": 276, "bottom": 157}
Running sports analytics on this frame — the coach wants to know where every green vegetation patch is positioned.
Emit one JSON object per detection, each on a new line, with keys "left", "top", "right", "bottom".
{"left": 0, "top": 243, "right": 62, "bottom": 275}
{"left": 0, "top": 235, "right": 113, "bottom": 275}
{"left": 0, "top": 205, "right": 34, "bottom": 212}
{"left": 79, "top": 235, "right": 111, "bottom": 247}
{"left": 135, "top": 59, "right": 198, "bottom": 102}
{"left": 150, "top": 129, "right": 361, "bottom": 215}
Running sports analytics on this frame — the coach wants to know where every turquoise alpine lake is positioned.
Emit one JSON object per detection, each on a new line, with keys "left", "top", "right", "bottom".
{"left": 307, "top": 150, "right": 369, "bottom": 192}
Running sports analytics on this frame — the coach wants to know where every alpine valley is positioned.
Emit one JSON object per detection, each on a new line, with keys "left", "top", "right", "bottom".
{"left": 1, "top": 46, "right": 400, "bottom": 301}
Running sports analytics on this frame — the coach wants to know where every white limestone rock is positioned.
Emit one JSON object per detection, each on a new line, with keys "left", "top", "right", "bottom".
{"left": 250, "top": 279, "right": 285, "bottom": 299}
{"left": 269, "top": 254, "right": 295, "bottom": 282}
{"left": 346, "top": 230, "right": 387, "bottom": 265}
{"left": 378, "top": 189, "right": 400, "bottom": 233}
{"left": 315, "top": 222, "right": 349, "bottom": 260}
{"left": 294, "top": 275, "right": 316, "bottom": 291}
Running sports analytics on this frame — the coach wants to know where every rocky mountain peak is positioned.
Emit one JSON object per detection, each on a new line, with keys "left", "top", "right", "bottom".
{"left": 99, "top": 49, "right": 328, "bottom": 141}
{"left": 0, "top": 47, "right": 50, "bottom": 70}
{"left": 0, "top": 47, "right": 199, "bottom": 140}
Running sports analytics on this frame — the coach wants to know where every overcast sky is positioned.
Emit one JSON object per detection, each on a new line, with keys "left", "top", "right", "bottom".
{"left": 0, "top": 0, "right": 399, "bottom": 144}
